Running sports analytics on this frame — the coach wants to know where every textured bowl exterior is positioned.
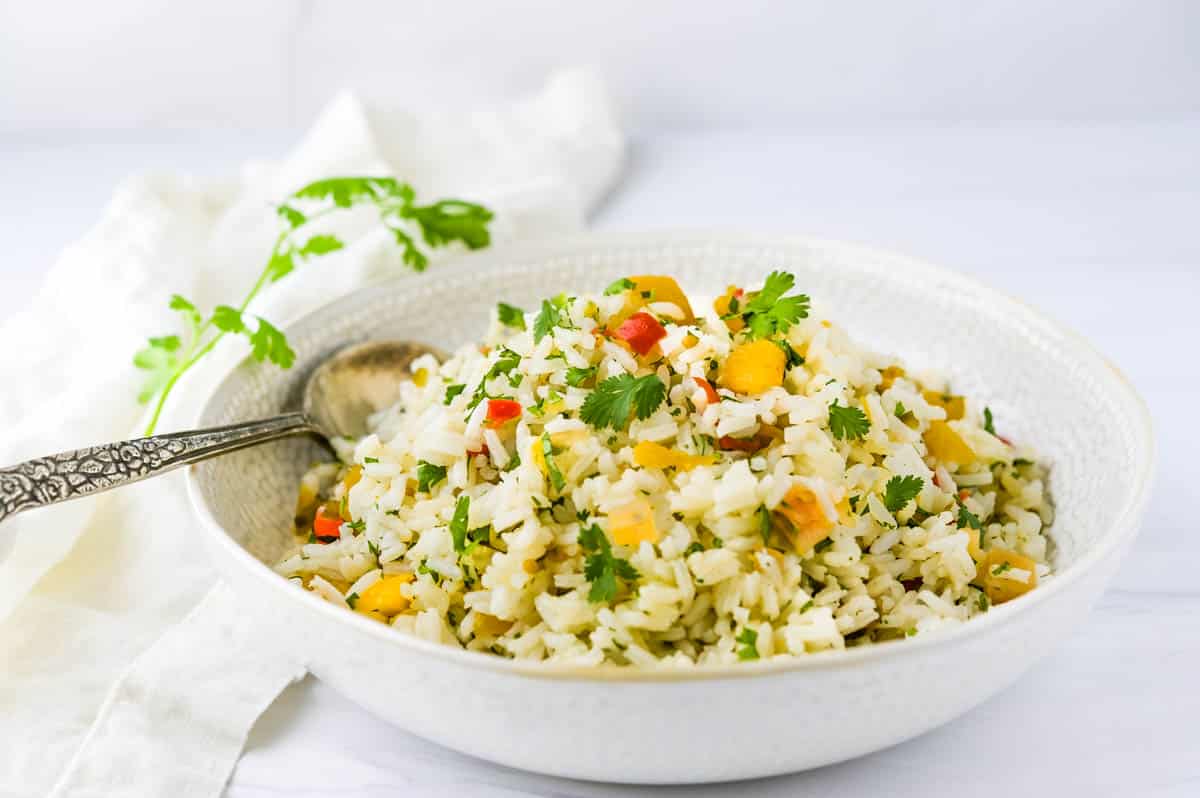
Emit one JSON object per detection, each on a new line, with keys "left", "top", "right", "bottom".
{"left": 188, "top": 233, "right": 1153, "bottom": 783}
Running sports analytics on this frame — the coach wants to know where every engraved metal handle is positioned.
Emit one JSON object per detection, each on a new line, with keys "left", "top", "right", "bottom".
{"left": 0, "top": 413, "right": 315, "bottom": 523}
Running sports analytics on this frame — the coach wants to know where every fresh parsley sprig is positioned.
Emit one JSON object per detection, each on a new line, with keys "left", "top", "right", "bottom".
{"left": 134, "top": 176, "right": 493, "bottom": 435}
{"left": 578, "top": 524, "right": 639, "bottom": 603}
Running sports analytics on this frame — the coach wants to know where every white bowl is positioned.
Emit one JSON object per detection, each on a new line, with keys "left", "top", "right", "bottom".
{"left": 188, "top": 233, "right": 1153, "bottom": 783}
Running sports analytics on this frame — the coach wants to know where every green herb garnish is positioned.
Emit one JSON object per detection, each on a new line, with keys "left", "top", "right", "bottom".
{"left": 882, "top": 475, "right": 923, "bottom": 514}
{"left": 983, "top": 406, "right": 997, "bottom": 436}
{"left": 580, "top": 374, "right": 667, "bottom": 430}
{"left": 449, "top": 495, "right": 471, "bottom": 555}
{"left": 604, "top": 278, "right": 635, "bottom": 296}
{"left": 735, "top": 627, "right": 760, "bottom": 660}
{"left": 444, "top": 384, "right": 466, "bottom": 404}
{"left": 497, "top": 302, "right": 526, "bottom": 330}
{"left": 541, "top": 434, "right": 566, "bottom": 493}
{"left": 729, "top": 271, "right": 811, "bottom": 339}
{"left": 135, "top": 177, "right": 492, "bottom": 434}
{"left": 416, "top": 461, "right": 448, "bottom": 493}
{"left": 828, "top": 399, "right": 870, "bottom": 440}
{"left": 565, "top": 365, "right": 598, "bottom": 387}
{"left": 578, "top": 524, "right": 639, "bottom": 603}
{"left": 756, "top": 505, "right": 772, "bottom": 546}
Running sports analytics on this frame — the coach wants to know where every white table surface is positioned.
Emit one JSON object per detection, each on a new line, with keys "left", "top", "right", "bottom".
{"left": 2, "top": 121, "right": 1197, "bottom": 797}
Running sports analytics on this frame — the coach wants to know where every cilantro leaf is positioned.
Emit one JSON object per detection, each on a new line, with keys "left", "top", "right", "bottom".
{"left": 828, "top": 399, "right": 870, "bottom": 440}
{"left": 168, "top": 294, "right": 202, "bottom": 328}
{"left": 210, "top": 305, "right": 247, "bottom": 334}
{"left": 894, "top": 401, "right": 909, "bottom": 417}
{"left": 739, "top": 271, "right": 811, "bottom": 339}
{"left": 449, "top": 495, "right": 470, "bottom": 555}
{"left": 444, "top": 384, "right": 466, "bottom": 405}
{"left": 265, "top": 249, "right": 296, "bottom": 283}
{"left": 604, "top": 277, "right": 635, "bottom": 296}
{"left": 532, "top": 299, "right": 563, "bottom": 344}
{"left": 417, "top": 461, "right": 448, "bottom": 493}
{"left": 404, "top": 200, "right": 493, "bottom": 251}
{"left": 541, "top": 434, "right": 566, "bottom": 493}
{"left": 277, "top": 204, "right": 306, "bottom": 228}
{"left": 132, "top": 337, "right": 181, "bottom": 404}
{"left": 388, "top": 226, "right": 428, "bottom": 272}
{"left": 756, "top": 505, "right": 772, "bottom": 546}
{"left": 882, "top": 475, "right": 924, "bottom": 513}
{"left": 735, "top": 627, "right": 760, "bottom": 660}
{"left": 578, "top": 524, "right": 640, "bottom": 603}
{"left": 580, "top": 374, "right": 667, "bottom": 430}
{"left": 299, "top": 234, "right": 344, "bottom": 257}
{"left": 565, "top": 365, "right": 597, "bottom": 387}
{"left": 248, "top": 317, "right": 295, "bottom": 368}
{"left": 957, "top": 504, "right": 983, "bottom": 530}
{"left": 983, "top": 406, "right": 996, "bottom": 436}
{"left": 496, "top": 302, "right": 526, "bottom": 330}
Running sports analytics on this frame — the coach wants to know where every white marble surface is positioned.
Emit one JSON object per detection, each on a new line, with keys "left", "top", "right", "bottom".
{"left": 2, "top": 122, "right": 1197, "bottom": 796}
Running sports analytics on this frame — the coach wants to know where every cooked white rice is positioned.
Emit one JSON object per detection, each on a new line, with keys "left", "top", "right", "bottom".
{"left": 276, "top": 274, "right": 1053, "bottom": 667}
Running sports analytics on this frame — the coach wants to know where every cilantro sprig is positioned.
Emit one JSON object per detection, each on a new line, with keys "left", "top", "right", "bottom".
{"left": 726, "top": 271, "right": 811, "bottom": 339}
{"left": 578, "top": 524, "right": 639, "bottom": 603}
{"left": 735, "top": 627, "right": 760, "bottom": 660}
{"left": 580, "top": 374, "right": 667, "bottom": 430}
{"left": 882, "top": 475, "right": 924, "bottom": 514}
{"left": 134, "top": 177, "right": 493, "bottom": 434}
{"left": 828, "top": 399, "right": 870, "bottom": 441}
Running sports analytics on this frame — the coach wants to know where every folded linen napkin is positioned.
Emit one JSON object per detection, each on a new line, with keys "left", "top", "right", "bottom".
{"left": 0, "top": 68, "right": 623, "bottom": 797}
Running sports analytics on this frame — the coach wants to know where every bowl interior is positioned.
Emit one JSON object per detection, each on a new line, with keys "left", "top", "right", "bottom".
{"left": 192, "top": 234, "right": 1152, "bottom": 601}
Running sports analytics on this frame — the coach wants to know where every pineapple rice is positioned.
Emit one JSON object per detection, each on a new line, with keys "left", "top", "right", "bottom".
{"left": 275, "top": 273, "right": 1053, "bottom": 667}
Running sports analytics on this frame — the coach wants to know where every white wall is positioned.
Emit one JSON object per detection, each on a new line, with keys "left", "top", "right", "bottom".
{"left": 2, "top": 0, "right": 1198, "bottom": 130}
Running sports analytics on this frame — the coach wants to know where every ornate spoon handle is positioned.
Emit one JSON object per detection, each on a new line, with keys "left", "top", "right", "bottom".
{"left": 0, "top": 413, "right": 314, "bottom": 523}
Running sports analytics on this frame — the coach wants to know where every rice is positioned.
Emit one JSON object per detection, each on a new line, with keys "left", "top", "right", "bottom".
{"left": 276, "top": 274, "right": 1053, "bottom": 667}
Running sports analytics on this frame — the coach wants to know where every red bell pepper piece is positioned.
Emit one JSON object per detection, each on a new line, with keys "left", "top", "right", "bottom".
{"left": 312, "top": 506, "right": 342, "bottom": 542}
{"left": 485, "top": 398, "right": 522, "bottom": 428}
{"left": 718, "top": 435, "right": 762, "bottom": 452}
{"left": 693, "top": 377, "right": 720, "bottom": 404}
{"left": 614, "top": 312, "right": 667, "bottom": 356}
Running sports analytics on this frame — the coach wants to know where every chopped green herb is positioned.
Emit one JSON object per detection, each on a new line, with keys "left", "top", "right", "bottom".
{"left": 799, "top": 600, "right": 815, "bottom": 614}
{"left": 416, "top": 461, "right": 447, "bottom": 493}
{"left": 496, "top": 302, "right": 526, "bottom": 330}
{"left": 345, "top": 592, "right": 359, "bottom": 609}
{"left": 977, "top": 592, "right": 990, "bottom": 611}
{"left": 444, "top": 383, "right": 466, "bottom": 404}
{"left": 346, "top": 519, "right": 366, "bottom": 533}
{"left": 772, "top": 339, "right": 805, "bottom": 369}
{"left": 578, "top": 524, "right": 639, "bottom": 603}
{"left": 983, "top": 406, "right": 996, "bottom": 436}
{"left": 894, "top": 401, "right": 909, "bottom": 417}
{"left": 957, "top": 504, "right": 983, "bottom": 530}
{"left": 532, "top": 299, "right": 564, "bottom": 343}
{"left": 756, "top": 505, "right": 772, "bottom": 546}
{"left": 732, "top": 271, "right": 811, "bottom": 339}
{"left": 882, "top": 475, "right": 924, "bottom": 514}
{"left": 604, "top": 277, "right": 635, "bottom": 296}
{"left": 992, "top": 562, "right": 1013, "bottom": 576}
{"left": 1013, "top": 458, "right": 1033, "bottom": 467}
{"left": 449, "top": 495, "right": 471, "bottom": 555}
{"left": 735, "top": 627, "right": 760, "bottom": 660}
{"left": 367, "top": 540, "right": 382, "bottom": 560}
{"left": 565, "top": 365, "right": 597, "bottom": 387}
{"left": 828, "top": 399, "right": 870, "bottom": 440}
{"left": 363, "top": 457, "right": 379, "bottom": 464}
{"left": 580, "top": 373, "right": 667, "bottom": 430}
{"left": 541, "top": 434, "right": 566, "bottom": 493}
{"left": 906, "top": 627, "right": 918, "bottom": 637}
{"left": 684, "top": 541, "right": 705, "bottom": 557}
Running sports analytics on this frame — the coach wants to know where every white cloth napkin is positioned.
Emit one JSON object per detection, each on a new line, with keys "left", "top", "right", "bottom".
{"left": 0, "top": 68, "right": 623, "bottom": 798}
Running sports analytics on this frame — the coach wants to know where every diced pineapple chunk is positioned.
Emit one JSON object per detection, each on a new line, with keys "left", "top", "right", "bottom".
{"left": 608, "top": 497, "right": 659, "bottom": 546}
{"left": 719, "top": 340, "right": 786, "bottom": 395}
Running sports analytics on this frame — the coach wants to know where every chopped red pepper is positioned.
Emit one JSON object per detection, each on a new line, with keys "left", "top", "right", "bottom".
{"left": 485, "top": 399, "right": 522, "bottom": 428}
{"left": 467, "top": 443, "right": 490, "bottom": 456}
{"left": 693, "top": 377, "right": 720, "bottom": 404}
{"left": 312, "top": 506, "right": 342, "bottom": 542}
{"left": 614, "top": 312, "right": 667, "bottom": 356}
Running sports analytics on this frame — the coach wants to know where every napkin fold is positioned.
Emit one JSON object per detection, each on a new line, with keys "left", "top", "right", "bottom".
{"left": 0, "top": 68, "right": 623, "bottom": 798}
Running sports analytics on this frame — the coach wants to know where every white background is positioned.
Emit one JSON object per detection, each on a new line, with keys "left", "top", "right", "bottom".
{"left": 3, "top": 3, "right": 1199, "bottom": 797}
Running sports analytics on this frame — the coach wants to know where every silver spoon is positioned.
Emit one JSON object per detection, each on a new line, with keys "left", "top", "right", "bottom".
{"left": 0, "top": 341, "right": 442, "bottom": 523}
